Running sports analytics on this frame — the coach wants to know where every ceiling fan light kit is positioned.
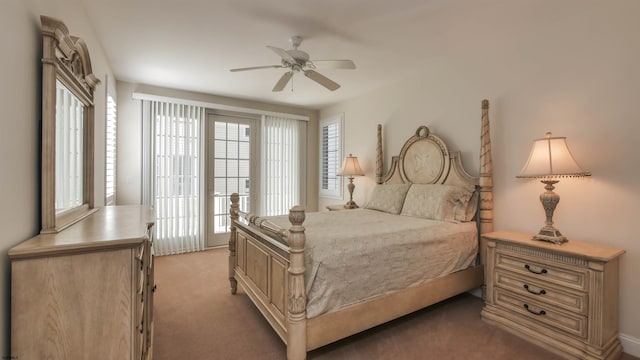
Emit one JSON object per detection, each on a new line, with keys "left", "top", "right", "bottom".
{"left": 230, "top": 36, "right": 355, "bottom": 92}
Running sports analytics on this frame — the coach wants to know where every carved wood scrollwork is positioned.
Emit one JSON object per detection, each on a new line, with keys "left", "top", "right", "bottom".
{"left": 40, "top": 15, "right": 100, "bottom": 234}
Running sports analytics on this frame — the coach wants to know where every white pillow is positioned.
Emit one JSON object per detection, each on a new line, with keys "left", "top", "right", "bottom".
{"left": 400, "top": 184, "right": 474, "bottom": 222}
{"left": 364, "top": 184, "right": 412, "bottom": 215}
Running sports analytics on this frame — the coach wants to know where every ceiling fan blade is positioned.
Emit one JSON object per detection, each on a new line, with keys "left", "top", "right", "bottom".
{"left": 267, "top": 46, "right": 297, "bottom": 64}
{"left": 272, "top": 72, "right": 293, "bottom": 92}
{"left": 309, "top": 60, "right": 356, "bottom": 70}
{"left": 303, "top": 70, "right": 340, "bottom": 91}
{"left": 230, "top": 65, "right": 283, "bottom": 72}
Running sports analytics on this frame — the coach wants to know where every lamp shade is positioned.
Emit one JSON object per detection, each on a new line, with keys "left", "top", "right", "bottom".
{"left": 338, "top": 154, "right": 364, "bottom": 177}
{"left": 517, "top": 132, "right": 591, "bottom": 179}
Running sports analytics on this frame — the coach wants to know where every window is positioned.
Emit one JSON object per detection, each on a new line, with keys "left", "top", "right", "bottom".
{"left": 105, "top": 94, "right": 117, "bottom": 205}
{"left": 260, "top": 115, "right": 306, "bottom": 216}
{"left": 319, "top": 114, "right": 343, "bottom": 199}
{"left": 142, "top": 97, "right": 308, "bottom": 253}
{"left": 143, "top": 101, "right": 205, "bottom": 255}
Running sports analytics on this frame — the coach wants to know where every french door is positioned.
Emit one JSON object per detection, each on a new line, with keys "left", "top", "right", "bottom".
{"left": 207, "top": 114, "right": 258, "bottom": 247}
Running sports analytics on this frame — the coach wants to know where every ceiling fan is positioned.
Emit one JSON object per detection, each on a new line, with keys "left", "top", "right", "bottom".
{"left": 230, "top": 36, "right": 356, "bottom": 92}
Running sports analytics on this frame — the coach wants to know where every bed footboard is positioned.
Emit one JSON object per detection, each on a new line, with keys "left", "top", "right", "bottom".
{"left": 228, "top": 195, "right": 308, "bottom": 360}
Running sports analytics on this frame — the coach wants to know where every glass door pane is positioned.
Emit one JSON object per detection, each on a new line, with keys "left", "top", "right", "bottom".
{"left": 207, "top": 115, "right": 255, "bottom": 247}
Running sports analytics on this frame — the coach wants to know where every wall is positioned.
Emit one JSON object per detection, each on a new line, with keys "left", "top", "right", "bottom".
{"left": 0, "top": 0, "right": 115, "bottom": 355}
{"left": 319, "top": 0, "right": 640, "bottom": 355}
{"left": 116, "top": 81, "right": 319, "bottom": 212}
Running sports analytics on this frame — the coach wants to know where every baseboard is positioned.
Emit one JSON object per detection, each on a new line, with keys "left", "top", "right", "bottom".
{"left": 620, "top": 333, "right": 640, "bottom": 357}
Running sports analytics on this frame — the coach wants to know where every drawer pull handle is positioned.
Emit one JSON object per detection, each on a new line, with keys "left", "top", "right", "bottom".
{"left": 523, "top": 284, "right": 546, "bottom": 295}
{"left": 524, "top": 303, "right": 546, "bottom": 316}
{"left": 524, "top": 264, "right": 547, "bottom": 275}
{"left": 152, "top": 284, "right": 158, "bottom": 293}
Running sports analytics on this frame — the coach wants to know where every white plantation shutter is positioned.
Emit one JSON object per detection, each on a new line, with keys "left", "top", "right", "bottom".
{"left": 105, "top": 94, "right": 117, "bottom": 205}
{"left": 319, "top": 114, "right": 343, "bottom": 199}
{"left": 143, "top": 101, "right": 206, "bottom": 255}
{"left": 260, "top": 115, "right": 306, "bottom": 216}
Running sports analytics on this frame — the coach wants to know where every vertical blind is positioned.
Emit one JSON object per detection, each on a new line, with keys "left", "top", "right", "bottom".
{"left": 143, "top": 101, "right": 205, "bottom": 255}
{"left": 105, "top": 94, "right": 117, "bottom": 205}
{"left": 260, "top": 115, "right": 306, "bottom": 216}
{"left": 55, "top": 80, "right": 84, "bottom": 212}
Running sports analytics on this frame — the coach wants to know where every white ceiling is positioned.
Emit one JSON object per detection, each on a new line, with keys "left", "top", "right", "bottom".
{"left": 80, "top": 0, "right": 460, "bottom": 109}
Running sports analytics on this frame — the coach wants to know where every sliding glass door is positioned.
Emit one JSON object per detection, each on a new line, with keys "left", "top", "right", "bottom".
{"left": 207, "top": 114, "right": 257, "bottom": 247}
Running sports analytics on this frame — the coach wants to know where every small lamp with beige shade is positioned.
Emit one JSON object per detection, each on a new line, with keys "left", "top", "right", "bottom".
{"left": 517, "top": 132, "right": 591, "bottom": 244}
{"left": 338, "top": 154, "right": 365, "bottom": 209}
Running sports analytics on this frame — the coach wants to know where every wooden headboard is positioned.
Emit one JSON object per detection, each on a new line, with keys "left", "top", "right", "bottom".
{"left": 379, "top": 125, "right": 477, "bottom": 189}
{"left": 375, "top": 100, "right": 494, "bottom": 234}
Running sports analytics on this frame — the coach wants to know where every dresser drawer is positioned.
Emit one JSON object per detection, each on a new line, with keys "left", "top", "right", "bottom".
{"left": 494, "top": 270, "right": 587, "bottom": 315}
{"left": 494, "top": 288, "right": 587, "bottom": 339}
{"left": 495, "top": 251, "right": 588, "bottom": 292}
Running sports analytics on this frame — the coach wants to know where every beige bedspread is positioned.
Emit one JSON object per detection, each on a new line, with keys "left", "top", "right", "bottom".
{"left": 266, "top": 208, "right": 478, "bottom": 318}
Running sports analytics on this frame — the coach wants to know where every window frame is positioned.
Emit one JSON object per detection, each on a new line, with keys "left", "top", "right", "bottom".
{"left": 319, "top": 113, "right": 344, "bottom": 199}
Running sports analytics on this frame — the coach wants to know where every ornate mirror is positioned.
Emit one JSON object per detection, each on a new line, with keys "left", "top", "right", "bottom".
{"left": 40, "top": 16, "right": 100, "bottom": 233}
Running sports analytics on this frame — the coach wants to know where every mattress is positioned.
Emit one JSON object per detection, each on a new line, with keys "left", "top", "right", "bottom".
{"left": 265, "top": 208, "right": 478, "bottom": 318}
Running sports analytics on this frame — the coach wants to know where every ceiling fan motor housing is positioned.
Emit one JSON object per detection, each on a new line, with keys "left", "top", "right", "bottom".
{"left": 286, "top": 49, "right": 310, "bottom": 68}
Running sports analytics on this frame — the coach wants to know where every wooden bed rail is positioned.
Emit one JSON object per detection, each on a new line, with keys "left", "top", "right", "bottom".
{"left": 229, "top": 194, "right": 309, "bottom": 359}
{"left": 236, "top": 209, "right": 290, "bottom": 243}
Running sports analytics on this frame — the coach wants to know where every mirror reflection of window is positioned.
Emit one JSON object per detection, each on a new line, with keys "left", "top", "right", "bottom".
{"left": 55, "top": 80, "right": 85, "bottom": 213}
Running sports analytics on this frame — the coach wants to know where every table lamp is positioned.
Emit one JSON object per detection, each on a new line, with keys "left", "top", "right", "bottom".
{"left": 517, "top": 132, "right": 591, "bottom": 244}
{"left": 338, "top": 154, "right": 364, "bottom": 209}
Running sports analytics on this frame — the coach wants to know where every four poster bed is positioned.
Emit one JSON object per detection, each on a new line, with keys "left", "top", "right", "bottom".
{"left": 228, "top": 100, "right": 494, "bottom": 359}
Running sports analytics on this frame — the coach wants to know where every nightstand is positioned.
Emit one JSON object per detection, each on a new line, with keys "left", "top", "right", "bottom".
{"left": 481, "top": 231, "right": 625, "bottom": 360}
{"left": 326, "top": 204, "right": 356, "bottom": 211}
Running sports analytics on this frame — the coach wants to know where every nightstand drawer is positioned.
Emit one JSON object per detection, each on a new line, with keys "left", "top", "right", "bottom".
{"left": 495, "top": 270, "right": 587, "bottom": 315}
{"left": 494, "top": 288, "right": 587, "bottom": 339}
{"left": 495, "top": 251, "right": 588, "bottom": 292}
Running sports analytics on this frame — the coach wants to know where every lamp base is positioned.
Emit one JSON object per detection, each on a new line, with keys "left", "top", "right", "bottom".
{"left": 533, "top": 225, "right": 568, "bottom": 244}
{"left": 344, "top": 200, "right": 359, "bottom": 209}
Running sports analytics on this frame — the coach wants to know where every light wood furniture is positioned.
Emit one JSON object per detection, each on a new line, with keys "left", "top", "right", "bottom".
{"left": 481, "top": 230, "right": 625, "bottom": 360}
{"left": 9, "top": 205, "right": 156, "bottom": 360}
{"left": 228, "top": 100, "right": 494, "bottom": 360}
{"left": 40, "top": 15, "right": 100, "bottom": 233}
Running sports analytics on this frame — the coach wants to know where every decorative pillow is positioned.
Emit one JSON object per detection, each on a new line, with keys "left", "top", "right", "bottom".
{"left": 463, "top": 190, "right": 479, "bottom": 222}
{"left": 364, "top": 184, "right": 412, "bottom": 215}
{"left": 400, "top": 184, "right": 474, "bottom": 222}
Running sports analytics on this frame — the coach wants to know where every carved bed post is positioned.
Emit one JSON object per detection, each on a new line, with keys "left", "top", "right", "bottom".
{"left": 479, "top": 99, "right": 494, "bottom": 298}
{"left": 287, "top": 206, "right": 307, "bottom": 360}
{"left": 376, "top": 124, "right": 383, "bottom": 184}
{"left": 479, "top": 99, "right": 494, "bottom": 235}
{"left": 229, "top": 193, "right": 239, "bottom": 294}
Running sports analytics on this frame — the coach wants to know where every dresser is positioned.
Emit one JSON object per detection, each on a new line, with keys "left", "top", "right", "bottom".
{"left": 481, "top": 230, "right": 625, "bottom": 360}
{"left": 9, "top": 205, "right": 155, "bottom": 360}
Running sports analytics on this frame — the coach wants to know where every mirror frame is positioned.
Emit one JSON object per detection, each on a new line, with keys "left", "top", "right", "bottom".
{"left": 40, "top": 16, "right": 100, "bottom": 233}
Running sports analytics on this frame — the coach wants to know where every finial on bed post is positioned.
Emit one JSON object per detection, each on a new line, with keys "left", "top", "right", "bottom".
{"left": 287, "top": 206, "right": 307, "bottom": 360}
{"left": 376, "top": 124, "right": 383, "bottom": 184}
{"left": 479, "top": 99, "right": 494, "bottom": 235}
{"left": 229, "top": 193, "right": 239, "bottom": 295}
